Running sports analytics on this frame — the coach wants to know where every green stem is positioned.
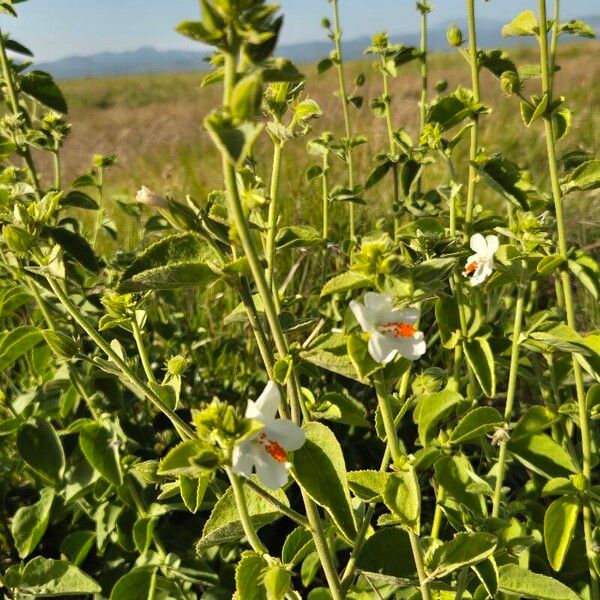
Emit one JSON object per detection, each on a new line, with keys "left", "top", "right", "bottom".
{"left": 92, "top": 168, "right": 104, "bottom": 251}
{"left": 322, "top": 151, "right": 330, "bottom": 240}
{"left": 53, "top": 148, "right": 61, "bottom": 190}
{"left": 226, "top": 467, "right": 268, "bottom": 554}
{"left": 464, "top": 0, "right": 481, "bottom": 233}
{"left": 430, "top": 485, "right": 446, "bottom": 539}
{"left": 44, "top": 275, "right": 194, "bottom": 440}
{"left": 419, "top": 8, "right": 429, "bottom": 132}
{"left": 265, "top": 140, "right": 283, "bottom": 293}
{"left": 0, "top": 29, "right": 42, "bottom": 199}
{"left": 373, "top": 372, "right": 431, "bottom": 600}
{"left": 537, "top": 2, "right": 598, "bottom": 595}
{"left": 382, "top": 66, "right": 400, "bottom": 239}
{"left": 331, "top": 0, "right": 355, "bottom": 239}
{"left": 492, "top": 263, "right": 526, "bottom": 517}
{"left": 132, "top": 318, "right": 157, "bottom": 385}
{"left": 220, "top": 52, "right": 342, "bottom": 597}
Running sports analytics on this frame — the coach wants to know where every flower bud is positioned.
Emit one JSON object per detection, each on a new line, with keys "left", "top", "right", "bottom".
{"left": 167, "top": 355, "right": 188, "bottom": 376}
{"left": 447, "top": 24, "right": 464, "bottom": 47}
{"left": 500, "top": 71, "right": 521, "bottom": 95}
{"left": 136, "top": 186, "right": 168, "bottom": 210}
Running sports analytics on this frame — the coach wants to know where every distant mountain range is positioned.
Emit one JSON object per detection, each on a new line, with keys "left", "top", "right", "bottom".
{"left": 35, "top": 16, "right": 600, "bottom": 80}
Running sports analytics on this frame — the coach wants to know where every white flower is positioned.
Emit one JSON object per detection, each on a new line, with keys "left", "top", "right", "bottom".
{"left": 349, "top": 292, "right": 427, "bottom": 364}
{"left": 135, "top": 186, "right": 168, "bottom": 210}
{"left": 232, "top": 382, "right": 305, "bottom": 489}
{"left": 463, "top": 233, "right": 499, "bottom": 287}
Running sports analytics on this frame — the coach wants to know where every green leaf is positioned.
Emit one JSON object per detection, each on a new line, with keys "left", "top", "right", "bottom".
{"left": 0, "top": 286, "right": 31, "bottom": 317}
{"left": 559, "top": 20, "right": 596, "bottom": 38}
{"left": 508, "top": 433, "right": 576, "bottom": 479}
{"left": 415, "top": 390, "right": 466, "bottom": 445}
{"left": 158, "top": 439, "right": 206, "bottom": 476}
{"left": 0, "top": 325, "right": 43, "bottom": 371}
{"left": 356, "top": 526, "right": 415, "bottom": 578}
{"left": 11, "top": 489, "right": 55, "bottom": 559}
{"left": 498, "top": 564, "right": 579, "bottom": 600}
{"left": 236, "top": 552, "right": 267, "bottom": 600}
{"left": 450, "top": 407, "right": 504, "bottom": 444}
{"left": 463, "top": 337, "right": 496, "bottom": 397}
{"left": 303, "top": 332, "right": 362, "bottom": 382}
{"left": 383, "top": 467, "right": 421, "bottom": 534}
{"left": 502, "top": 11, "right": 538, "bottom": 37}
{"left": 110, "top": 568, "right": 157, "bottom": 600}
{"left": 320, "top": 271, "right": 371, "bottom": 296}
{"left": 20, "top": 70, "right": 68, "bottom": 113}
{"left": 348, "top": 470, "right": 389, "bottom": 503}
{"left": 317, "top": 57, "right": 333, "bottom": 73}
{"left": 79, "top": 423, "right": 123, "bottom": 486}
{"left": 293, "top": 422, "right": 357, "bottom": 541}
{"left": 472, "top": 153, "right": 534, "bottom": 210}
{"left": 276, "top": 225, "right": 321, "bottom": 250}
{"left": 511, "top": 406, "right": 557, "bottom": 439}
{"left": 427, "top": 94, "right": 473, "bottom": 131}
{"left": 562, "top": 159, "right": 600, "bottom": 194}
{"left": 133, "top": 516, "right": 158, "bottom": 554}
{"left": 347, "top": 333, "right": 380, "bottom": 381}
{"left": 282, "top": 527, "right": 315, "bottom": 567}
{"left": 118, "top": 233, "right": 220, "bottom": 293}
{"left": 179, "top": 474, "right": 209, "bottom": 513}
{"left": 365, "top": 160, "right": 392, "bottom": 189}
{"left": 435, "top": 296, "right": 461, "bottom": 349}
{"left": 434, "top": 454, "right": 487, "bottom": 516}
{"left": 544, "top": 494, "right": 580, "bottom": 571}
{"left": 61, "top": 191, "right": 99, "bottom": 210}
{"left": 60, "top": 531, "right": 96, "bottom": 567}
{"left": 17, "top": 420, "right": 65, "bottom": 482}
{"left": 569, "top": 250, "right": 600, "bottom": 300}
{"left": 311, "top": 391, "right": 369, "bottom": 427}
{"left": 17, "top": 556, "right": 101, "bottom": 597}
{"left": 429, "top": 532, "right": 497, "bottom": 579}
{"left": 553, "top": 108, "right": 572, "bottom": 141}
{"left": 197, "top": 477, "right": 290, "bottom": 552}
{"left": 205, "top": 110, "right": 263, "bottom": 166}
{"left": 536, "top": 254, "right": 565, "bottom": 277}
{"left": 45, "top": 225, "right": 101, "bottom": 273}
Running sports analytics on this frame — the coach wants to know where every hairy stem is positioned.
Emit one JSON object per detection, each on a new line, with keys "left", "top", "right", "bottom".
{"left": 374, "top": 372, "right": 432, "bottom": 600}
{"left": 265, "top": 140, "right": 283, "bottom": 294}
{"left": 226, "top": 467, "right": 267, "bottom": 554}
{"left": 132, "top": 318, "right": 157, "bottom": 385}
{"left": 382, "top": 63, "right": 400, "bottom": 239}
{"left": 492, "top": 263, "right": 526, "bottom": 517}
{"left": 331, "top": 0, "right": 355, "bottom": 239}
{"left": 464, "top": 0, "right": 481, "bottom": 232}
{"left": 537, "top": 2, "right": 598, "bottom": 596}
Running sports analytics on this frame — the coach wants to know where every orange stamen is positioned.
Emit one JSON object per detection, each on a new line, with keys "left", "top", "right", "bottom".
{"left": 264, "top": 440, "right": 288, "bottom": 463}
{"left": 380, "top": 321, "right": 415, "bottom": 338}
{"left": 465, "top": 260, "right": 478, "bottom": 276}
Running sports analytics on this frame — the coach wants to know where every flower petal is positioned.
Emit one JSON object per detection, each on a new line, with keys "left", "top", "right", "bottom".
{"left": 368, "top": 331, "right": 399, "bottom": 364}
{"left": 265, "top": 419, "right": 306, "bottom": 451}
{"left": 255, "top": 453, "right": 290, "bottom": 489}
{"left": 231, "top": 441, "right": 258, "bottom": 477}
{"left": 248, "top": 381, "right": 281, "bottom": 421}
{"left": 485, "top": 234, "right": 499, "bottom": 256}
{"left": 470, "top": 262, "right": 490, "bottom": 287}
{"left": 382, "top": 306, "right": 420, "bottom": 326}
{"left": 470, "top": 233, "right": 487, "bottom": 255}
{"left": 350, "top": 300, "right": 375, "bottom": 332}
{"left": 364, "top": 292, "right": 395, "bottom": 313}
{"left": 393, "top": 332, "right": 427, "bottom": 360}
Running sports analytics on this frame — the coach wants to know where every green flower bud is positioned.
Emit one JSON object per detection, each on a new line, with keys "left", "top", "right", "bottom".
{"left": 167, "top": 355, "right": 188, "bottom": 376}
{"left": 447, "top": 24, "right": 464, "bottom": 47}
{"left": 500, "top": 71, "right": 521, "bottom": 95}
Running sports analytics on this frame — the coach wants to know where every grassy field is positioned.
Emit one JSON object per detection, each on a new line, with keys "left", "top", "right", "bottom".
{"left": 44, "top": 41, "right": 600, "bottom": 305}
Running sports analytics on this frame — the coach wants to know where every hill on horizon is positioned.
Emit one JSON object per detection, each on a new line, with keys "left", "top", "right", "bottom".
{"left": 33, "top": 15, "right": 600, "bottom": 80}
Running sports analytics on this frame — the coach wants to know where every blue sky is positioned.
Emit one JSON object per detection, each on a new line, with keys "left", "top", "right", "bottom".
{"left": 2, "top": 0, "right": 598, "bottom": 62}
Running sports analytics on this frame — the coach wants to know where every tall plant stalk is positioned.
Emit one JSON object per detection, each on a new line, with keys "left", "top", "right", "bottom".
{"left": 330, "top": 0, "right": 356, "bottom": 239}
{"left": 492, "top": 263, "right": 527, "bottom": 517}
{"left": 265, "top": 139, "right": 284, "bottom": 295}
{"left": 537, "top": 2, "right": 598, "bottom": 597}
{"left": 374, "top": 373, "right": 432, "bottom": 600}
{"left": 464, "top": 0, "right": 481, "bottom": 232}
{"left": 220, "top": 51, "right": 344, "bottom": 600}
{"left": 418, "top": 3, "right": 429, "bottom": 132}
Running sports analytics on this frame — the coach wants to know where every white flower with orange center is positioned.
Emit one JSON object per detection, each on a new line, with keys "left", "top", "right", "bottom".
{"left": 231, "top": 382, "right": 305, "bottom": 489}
{"left": 463, "top": 233, "right": 499, "bottom": 287}
{"left": 349, "top": 292, "right": 426, "bottom": 364}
